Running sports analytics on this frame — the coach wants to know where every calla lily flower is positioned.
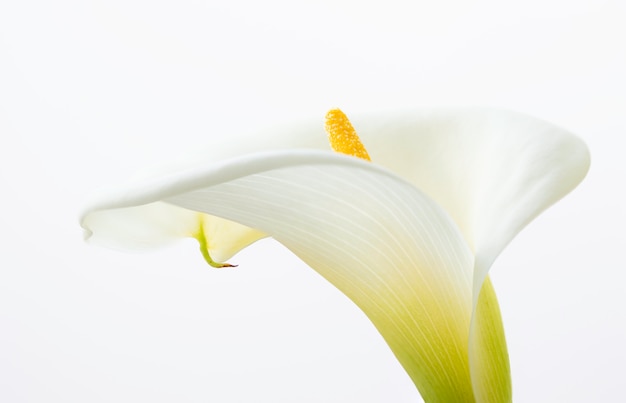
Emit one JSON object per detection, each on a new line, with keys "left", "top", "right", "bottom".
{"left": 80, "top": 108, "right": 589, "bottom": 403}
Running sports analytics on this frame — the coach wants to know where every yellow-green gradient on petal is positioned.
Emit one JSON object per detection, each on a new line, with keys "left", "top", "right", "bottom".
{"left": 322, "top": 109, "right": 477, "bottom": 401}
{"left": 194, "top": 214, "right": 238, "bottom": 267}
{"left": 160, "top": 158, "right": 480, "bottom": 402}
{"left": 193, "top": 213, "right": 266, "bottom": 266}
{"left": 345, "top": 262, "right": 475, "bottom": 403}
{"left": 469, "top": 276, "right": 511, "bottom": 403}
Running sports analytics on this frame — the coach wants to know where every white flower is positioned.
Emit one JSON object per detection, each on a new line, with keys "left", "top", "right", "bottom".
{"left": 81, "top": 108, "right": 589, "bottom": 403}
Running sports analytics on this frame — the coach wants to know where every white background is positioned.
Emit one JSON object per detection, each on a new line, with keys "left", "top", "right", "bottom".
{"left": 1, "top": 0, "right": 624, "bottom": 402}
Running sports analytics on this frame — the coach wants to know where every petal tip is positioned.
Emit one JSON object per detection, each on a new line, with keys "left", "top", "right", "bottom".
{"left": 82, "top": 227, "right": 93, "bottom": 242}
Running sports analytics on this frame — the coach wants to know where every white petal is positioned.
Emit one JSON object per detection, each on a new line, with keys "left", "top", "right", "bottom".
{"left": 81, "top": 195, "right": 266, "bottom": 262}
{"left": 350, "top": 109, "right": 590, "bottom": 296}
{"left": 84, "top": 109, "right": 589, "bottom": 285}
{"left": 82, "top": 150, "right": 479, "bottom": 401}
{"left": 81, "top": 201, "right": 201, "bottom": 250}
{"left": 192, "top": 108, "right": 588, "bottom": 283}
